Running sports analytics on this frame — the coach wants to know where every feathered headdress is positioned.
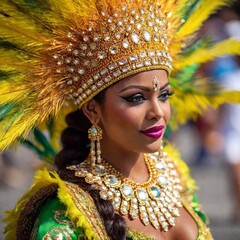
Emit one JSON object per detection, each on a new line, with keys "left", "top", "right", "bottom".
{"left": 0, "top": 0, "right": 240, "bottom": 163}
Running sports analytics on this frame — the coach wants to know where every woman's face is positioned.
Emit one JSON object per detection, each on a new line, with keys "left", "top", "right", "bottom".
{"left": 98, "top": 69, "right": 171, "bottom": 155}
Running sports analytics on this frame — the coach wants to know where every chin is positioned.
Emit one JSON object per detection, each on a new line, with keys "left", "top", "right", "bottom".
{"left": 143, "top": 141, "right": 162, "bottom": 153}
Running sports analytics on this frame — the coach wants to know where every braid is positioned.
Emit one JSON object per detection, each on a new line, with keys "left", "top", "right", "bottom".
{"left": 54, "top": 92, "right": 127, "bottom": 239}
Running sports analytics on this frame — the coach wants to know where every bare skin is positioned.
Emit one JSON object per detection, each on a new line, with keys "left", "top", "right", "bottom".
{"left": 83, "top": 70, "right": 198, "bottom": 239}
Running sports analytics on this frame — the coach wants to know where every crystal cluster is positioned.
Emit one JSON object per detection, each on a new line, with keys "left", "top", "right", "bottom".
{"left": 67, "top": 151, "right": 183, "bottom": 232}
{"left": 52, "top": 4, "right": 172, "bottom": 107}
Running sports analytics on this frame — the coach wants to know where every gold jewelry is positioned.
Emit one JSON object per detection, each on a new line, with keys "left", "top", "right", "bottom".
{"left": 88, "top": 124, "right": 103, "bottom": 167}
{"left": 67, "top": 150, "right": 183, "bottom": 232}
{"left": 152, "top": 76, "right": 160, "bottom": 92}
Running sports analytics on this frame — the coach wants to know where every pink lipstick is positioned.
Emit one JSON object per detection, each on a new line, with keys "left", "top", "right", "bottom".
{"left": 141, "top": 125, "right": 164, "bottom": 139}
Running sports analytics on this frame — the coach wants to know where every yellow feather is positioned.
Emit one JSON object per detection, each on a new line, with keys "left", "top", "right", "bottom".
{"left": 176, "top": 0, "right": 230, "bottom": 39}
{"left": 174, "top": 39, "right": 240, "bottom": 69}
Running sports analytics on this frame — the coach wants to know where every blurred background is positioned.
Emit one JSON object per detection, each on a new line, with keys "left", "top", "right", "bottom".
{"left": 1, "top": 3, "right": 240, "bottom": 240}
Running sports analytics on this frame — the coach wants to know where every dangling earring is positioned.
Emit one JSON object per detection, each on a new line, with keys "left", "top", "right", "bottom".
{"left": 88, "top": 124, "right": 103, "bottom": 167}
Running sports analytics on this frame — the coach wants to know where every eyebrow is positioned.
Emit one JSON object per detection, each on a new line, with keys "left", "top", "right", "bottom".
{"left": 119, "top": 82, "right": 170, "bottom": 93}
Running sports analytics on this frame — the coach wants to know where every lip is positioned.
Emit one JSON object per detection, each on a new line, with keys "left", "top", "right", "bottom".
{"left": 141, "top": 125, "right": 164, "bottom": 139}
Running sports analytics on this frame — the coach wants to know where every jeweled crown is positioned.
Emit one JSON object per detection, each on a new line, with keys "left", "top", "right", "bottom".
{"left": 52, "top": 3, "right": 174, "bottom": 107}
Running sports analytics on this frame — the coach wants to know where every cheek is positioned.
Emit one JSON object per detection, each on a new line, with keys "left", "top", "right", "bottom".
{"left": 163, "top": 102, "right": 171, "bottom": 123}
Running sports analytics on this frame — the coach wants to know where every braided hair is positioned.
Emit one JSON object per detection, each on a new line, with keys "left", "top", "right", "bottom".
{"left": 55, "top": 92, "right": 127, "bottom": 240}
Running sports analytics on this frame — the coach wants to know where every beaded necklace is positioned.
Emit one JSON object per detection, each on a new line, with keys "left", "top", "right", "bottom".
{"left": 67, "top": 150, "right": 183, "bottom": 232}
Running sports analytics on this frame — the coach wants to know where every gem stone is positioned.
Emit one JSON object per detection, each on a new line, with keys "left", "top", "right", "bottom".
{"left": 109, "top": 46, "right": 118, "bottom": 54}
{"left": 122, "top": 39, "right": 130, "bottom": 48}
{"left": 138, "top": 189, "right": 148, "bottom": 201}
{"left": 150, "top": 186, "right": 161, "bottom": 199}
{"left": 143, "top": 30, "right": 151, "bottom": 41}
{"left": 131, "top": 33, "right": 140, "bottom": 44}
{"left": 122, "top": 185, "right": 133, "bottom": 197}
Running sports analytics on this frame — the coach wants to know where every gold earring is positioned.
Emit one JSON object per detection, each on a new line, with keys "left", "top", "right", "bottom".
{"left": 88, "top": 124, "right": 103, "bottom": 167}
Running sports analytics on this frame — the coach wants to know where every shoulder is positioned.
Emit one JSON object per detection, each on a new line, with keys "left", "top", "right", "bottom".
{"left": 4, "top": 169, "right": 109, "bottom": 240}
{"left": 32, "top": 197, "right": 85, "bottom": 239}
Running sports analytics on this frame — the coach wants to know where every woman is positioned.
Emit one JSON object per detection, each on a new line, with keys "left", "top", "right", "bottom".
{"left": 1, "top": 0, "right": 240, "bottom": 239}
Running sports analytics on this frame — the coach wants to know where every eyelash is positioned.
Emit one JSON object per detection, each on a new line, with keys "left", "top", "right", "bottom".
{"left": 123, "top": 90, "right": 174, "bottom": 103}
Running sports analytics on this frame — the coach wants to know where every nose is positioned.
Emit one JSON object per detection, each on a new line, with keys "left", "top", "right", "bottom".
{"left": 146, "top": 99, "right": 164, "bottom": 120}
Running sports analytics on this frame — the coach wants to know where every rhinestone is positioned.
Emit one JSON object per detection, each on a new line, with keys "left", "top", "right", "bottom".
{"left": 119, "top": 27, "right": 125, "bottom": 33}
{"left": 86, "top": 89, "right": 91, "bottom": 95}
{"left": 101, "top": 11, "right": 106, "bottom": 17}
{"left": 118, "top": 20, "right": 123, "bottom": 26}
{"left": 67, "top": 32, "right": 73, "bottom": 38}
{"left": 135, "top": 14, "right": 140, "bottom": 20}
{"left": 148, "top": 21, "right": 153, "bottom": 27}
{"left": 77, "top": 66, "right": 86, "bottom": 75}
{"left": 91, "top": 85, "right": 97, "bottom": 91}
{"left": 82, "top": 35, "right": 89, "bottom": 42}
{"left": 148, "top": 51, "right": 155, "bottom": 57}
{"left": 113, "top": 70, "right": 121, "bottom": 77}
{"left": 119, "top": 59, "right": 128, "bottom": 65}
{"left": 100, "top": 191, "right": 107, "bottom": 200}
{"left": 156, "top": 162, "right": 165, "bottom": 170}
{"left": 73, "top": 59, "right": 79, "bottom": 65}
{"left": 73, "top": 76, "right": 80, "bottom": 82}
{"left": 122, "top": 185, "right": 133, "bottom": 197}
{"left": 78, "top": 88, "right": 83, "bottom": 93}
{"left": 144, "top": 60, "right": 151, "bottom": 66}
{"left": 150, "top": 186, "right": 161, "bottom": 199}
{"left": 108, "top": 63, "right": 117, "bottom": 70}
{"left": 57, "top": 60, "right": 63, "bottom": 66}
{"left": 154, "top": 26, "right": 158, "bottom": 32}
{"left": 158, "top": 175, "right": 168, "bottom": 185}
{"left": 130, "top": 55, "right": 138, "bottom": 61}
{"left": 115, "top": 33, "right": 121, "bottom": 39}
{"left": 130, "top": 18, "right": 135, "bottom": 24}
{"left": 68, "top": 67, "right": 75, "bottom": 73}
{"left": 80, "top": 52, "right": 86, "bottom": 57}
{"left": 122, "top": 39, "right": 129, "bottom": 49}
{"left": 104, "top": 35, "right": 111, "bottom": 41}
{"left": 110, "top": 24, "right": 116, "bottom": 31}
{"left": 93, "top": 74, "right": 100, "bottom": 80}
{"left": 67, "top": 80, "right": 73, "bottom": 85}
{"left": 153, "top": 58, "right": 158, "bottom": 65}
{"left": 87, "top": 51, "right": 93, "bottom": 57}
{"left": 157, "top": 50, "right": 163, "bottom": 56}
{"left": 107, "top": 17, "right": 113, "bottom": 23}
{"left": 142, "top": 212, "right": 147, "bottom": 217}
{"left": 121, "top": 207, "right": 127, "bottom": 214}
{"left": 138, "top": 189, "right": 148, "bottom": 201}
{"left": 82, "top": 83, "right": 88, "bottom": 89}
{"left": 95, "top": 164, "right": 106, "bottom": 174}
{"left": 136, "top": 62, "right": 143, "bottom": 68}
{"left": 122, "top": 66, "right": 130, "bottom": 73}
{"left": 81, "top": 44, "right": 88, "bottom": 50}
{"left": 104, "top": 75, "right": 112, "bottom": 82}
{"left": 109, "top": 46, "right": 118, "bottom": 54}
{"left": 136, "top": 23, "right": 141, "bottom": 30}
{"left": 90, "top": 43, "right": 97, "bottom": 50}
{"left": 143, "top": 31, "right": 151, "bottom": 42}
{"left": 131, "top": 33, "right": 140, "bottom": 44}
{"left": 140, "top": 52, "right": 146, "bottom": 58}
{"left": 114, "top": 11, "right": 118, "bottom": 17}
{"left": 53, "top": 54, "right": 59, "bottom": 59}
{"left": 93, "top": 34, "right": 100, "bottom": 42}
{"left": 121, "top": 5, "right": 127, "bottom": 11}
{"left": 92, "top": 60, "right": 98, "bottom": 67}
{"left": 101, "top": 68, "right": 108, "bottom": 75}
{"left": 87, "top": 78, "right": 94, "bottom": 85}
{"left": 84, "top": 60, "right": 90, "bottom": 66}
{"left": 67, "top": 47, "right": 72, "bottom": 52}
{"left": 131, "top": 210, "right": 137, "bottom": 217}
{"left": 97, "top": 81, "right": 104, "bottom": 87}
{"left": 126, "top": 25, "right": 132, "bottom": 31}
{"left": 73, "top": 50, "right": 79, "bottom": 56}
{"left": 106, "top": 175, "right": 118, "bottom": 185}
{"left": 140, "top": 8, "right": 144, "bottom": 14}
{"left": 98, "top": 51, "right": 106, "bottom": 60}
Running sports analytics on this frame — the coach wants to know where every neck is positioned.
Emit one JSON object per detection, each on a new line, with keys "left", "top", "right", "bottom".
{"left": 101, "top": 144, "right": 149, "bottom": 183}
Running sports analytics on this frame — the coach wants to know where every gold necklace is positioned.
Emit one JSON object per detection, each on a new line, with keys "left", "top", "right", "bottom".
{"left": 67, "top": 150, "right": 183, "bottom": 232}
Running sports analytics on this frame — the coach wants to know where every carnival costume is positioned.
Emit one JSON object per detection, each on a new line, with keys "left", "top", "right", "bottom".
{"left": 1, "top": 0, "right": 240, "bottom": 239}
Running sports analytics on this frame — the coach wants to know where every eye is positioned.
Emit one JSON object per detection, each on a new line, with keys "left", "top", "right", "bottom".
{"left": 158, "top": 90, "right": 174, "bottom": 102}
{"left": 122, "top": 93, "right": 146, "bottom": 103}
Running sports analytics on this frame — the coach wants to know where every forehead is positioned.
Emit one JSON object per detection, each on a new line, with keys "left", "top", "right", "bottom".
{"left": 111, "top": 69, "right": 168, "bottom": 89}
